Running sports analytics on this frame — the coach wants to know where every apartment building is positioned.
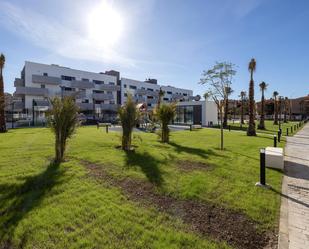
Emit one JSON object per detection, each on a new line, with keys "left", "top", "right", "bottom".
{"left": 121, "top": 78, "right": 193, "bottom": 109}
{"left": 13, "top": 61, "right": 120, "bottom": 122}
{"left": 12, "top": 61, "right": 196, "bottom": 124}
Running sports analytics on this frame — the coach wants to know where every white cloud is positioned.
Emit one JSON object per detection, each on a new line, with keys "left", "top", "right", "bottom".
{"left": 0, "top": 1, "right": 136, "bottom": 67}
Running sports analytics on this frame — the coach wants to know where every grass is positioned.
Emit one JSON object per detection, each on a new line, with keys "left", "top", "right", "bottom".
{"left": 226, "top": 120, "right": 300, "bottom": 136}
{"left": 0, "top": 126, "right": 286, "bottom": 248}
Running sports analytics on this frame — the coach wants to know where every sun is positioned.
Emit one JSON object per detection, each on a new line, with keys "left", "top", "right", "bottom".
{"left": 87, "top": 1, "right": 124, "bottom": 48}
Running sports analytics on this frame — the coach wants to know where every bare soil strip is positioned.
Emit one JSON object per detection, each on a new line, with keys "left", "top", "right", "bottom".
{"left": 175, "top": 160, "right": 213, "bottom": 172}
{"left": 80, "top": 159, "right": 276, "bottom": 249}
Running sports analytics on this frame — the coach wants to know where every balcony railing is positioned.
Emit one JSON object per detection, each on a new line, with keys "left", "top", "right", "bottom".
{"left": 15, "top": 87, "right": 49, "bottom": 96}
{"left": 57, "top": 90, "right": 86, "bottom": 99}
{"left": 77, "top": 103, "right": 93, "bottom": 111}
{"left": 13, "top": 101, "right": 25, "bottom": 110}
{"left": 70, "top": 80, "right": 95, "bottom": 89}
{"left": 136, "top": 89, "right": 159, "bottom": 97}
{"left": 92, "top": 93, "right": 114, "bottom": 101}
{"left": 99, "top": 84, "right": 120, "bottom": 91}
{"left": 14, "top": 78, "right": 24, "bottom": 87}
{"left": 32, "top": 75, "right": 61, "bottom": 85}
{"left": 100, "top": 104, "right": 120, "bottom": 111}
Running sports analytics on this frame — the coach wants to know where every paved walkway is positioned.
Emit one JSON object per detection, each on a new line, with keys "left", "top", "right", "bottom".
{"left": 279, "top": 123, "right": 309, "bottom": 249}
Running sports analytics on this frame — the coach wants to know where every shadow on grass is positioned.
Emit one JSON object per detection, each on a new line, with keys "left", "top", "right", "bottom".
{"left": 125, "top": 151, "right": 164, "bottom": 187}
{"left": 168, "top": 142, "right": 224, "bottom": 160}
{"left": 0, "top": 162, "right": 62, "bottom": 247}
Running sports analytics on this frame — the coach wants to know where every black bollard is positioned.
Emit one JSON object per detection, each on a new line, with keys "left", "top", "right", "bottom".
{"left": 260, "top": 148, "right": 266, "bottom": 185}
{"left": 274, "top": 135, "right": 277, "bottom": 147}
{"left": 106, "top": 125, "right": 109, "bottom": 133}
{"left": 190, "top": 124, "right": 193, "bottom": 131}
{"left": 291, "top": 127, "right": 293, "bottom": 134}
{"left": 229, "top": 125, "right": 231, "bottom": 132}
{"left": 278, "top": 130, "right": 281, "bottom": 143}
{"left": 286, "top": 128, "right": 289, "bottom": 136}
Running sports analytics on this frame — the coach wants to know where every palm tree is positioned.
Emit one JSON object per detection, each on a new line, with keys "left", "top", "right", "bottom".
{"left": 284, "top": 97, "right": 289, "bottom": 123}
{"left": 247, "top": 58, "right": 256, "bottom": 136}
{"left": 0, "top": 53, "right": 6, "bottom": 133}
{"left": 223, "top": 86, "right": 232, "bottom": 128}
{"left": 258, "top": 82, "right": 267, "bottom": 129}
{"left": 157, "top": 103, "right": 176, "bottom": 143}
{"left": 239, "top": 91, "right": 246, "bottom": 126}
{"left": 273, "top": 91, "right": 279, "bottom": 125}
{"left": 118, "top": 94, "right": 139, "bottom": 150}
{"left": 47, "top": 97, "right": 79, "bottom": 164}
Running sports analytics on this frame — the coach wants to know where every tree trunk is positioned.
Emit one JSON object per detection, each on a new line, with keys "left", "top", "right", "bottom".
{"left": 247, "top": 79, "right": 256, "bottom": 136}
{"left": 258, "top": 90, "right": 265, "bottom": 129}
{"left": 274, "top": 98, "right": 278, "bottom": 125}
{"left": 240, "top": 97, "right": 244, "bottom": 126}
{"left": 223, "top": 97, "right": 228, "bottom": 128}
{"left": 0, "top": 71, "right": 7, "bottom": 133}
{"left": 220, "top": 107, "right": 224, "bottom": 150}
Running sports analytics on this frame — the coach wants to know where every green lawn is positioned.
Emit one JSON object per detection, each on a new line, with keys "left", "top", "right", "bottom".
{"left": 227, "top": 120, "right": 300, "bottom": 136}
{"left": 0, "top": 126, "right": 285, "bottom": 248}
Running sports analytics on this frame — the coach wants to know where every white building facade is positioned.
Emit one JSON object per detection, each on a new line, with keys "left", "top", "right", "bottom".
{"left": 14, "top": 61, "right": 120, "bottom": 122}
{"left": 121, "top": 78, "right": 193, "bottom": 109}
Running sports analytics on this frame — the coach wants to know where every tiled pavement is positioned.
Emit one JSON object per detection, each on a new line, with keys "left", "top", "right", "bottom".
{"left": 278, "top": 123, "right": 309, "bottom": 249}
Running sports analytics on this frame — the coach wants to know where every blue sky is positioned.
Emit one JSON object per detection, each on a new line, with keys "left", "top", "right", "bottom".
{"left": 0, "top": 0, "right": 308, "bottom": 100}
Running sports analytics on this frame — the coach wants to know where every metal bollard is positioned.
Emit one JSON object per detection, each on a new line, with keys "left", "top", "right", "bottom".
{"left": 260, "top": 148, "right": 266, "bottom": 185}
{"left": 286, "top": 128, "right": 289, "bottom": 136}
{"left": 274, "top": 135, "right": 277, "bottom": 147}
{"left": 278, "top": 130, "right": 281, "bottom": 143}
{"left": 190, "top": 124, "right": 193, "bottom": 131}
{"left": 106, "top": 125, "right": 109, "bottom": 133}
{"left": 229, "top": 125, "right": 231, "bottom": 132}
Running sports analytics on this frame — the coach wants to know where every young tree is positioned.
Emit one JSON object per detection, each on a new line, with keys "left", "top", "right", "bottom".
{"left": 247, "top": 58, "right": 256, "bottom": 136}
{"left": 118, "top": 94, "right": 139, "bottom": 150}
{"left": 157, "top": 87, "right": 165, "bottom": 109}
{"left": 47, "top": 97, "right": 79, "bottom": 164}
{"left": 273, "top": 91, "right": 279, "bottom": 125}
{"left": 200, "top": 62, "right": 237, "bottom": 150}
{"left": 239, "top": 91, "right": 247, "bottom": 126}
{"left": 156, "top": 103, "right": 176, "bottom": 143}
{"left": 258, "top": 81, "right": 268, "bottom": 130}
{"left": 0, "top": 53, "right": 7, "bottom": 133}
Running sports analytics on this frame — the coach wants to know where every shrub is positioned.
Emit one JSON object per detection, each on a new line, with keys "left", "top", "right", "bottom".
{"left": 47, "top": 97, "right": 79, "bottom": 163}
{"left": 156, "top": 103, "right": 176, "bottom": 143}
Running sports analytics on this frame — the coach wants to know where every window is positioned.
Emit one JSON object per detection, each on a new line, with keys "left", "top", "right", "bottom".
{"left": 82, "top": 99, "right": 89, "bottom": 103}
{"left": 43, "top": 73, "right": 48, "bottom": 76}
{"left": 129, "top": 85, "right": 137, "bottom": 90}
{"left": 147, "top": 88, "right": 153, "bottom": 91}
{"left": 109, "top": 82, "right": 115, "bottom": 85}
{"left": 93, "top": 90, "right": 104, "bottom": 93}
{"left": 163, "top": 98, "right": 169, "bottom": 101}
{"left": 107, "top": 91, "right": 112, "bottom": 94}
{"left": 61, "top": 75, "right": 75, "bottom": 81}
{"left": 124, "top": 84, "right": 127, "bottom": 88}
{"left": 124, "top": 93, "right": 128, "bottom": 97}
{"left": 64, "top": 87, "right": 74, "bottom": 91}
{"left": 147, "top": 96, "right": 154, "bottom": 99}
{"left": 141, "top": 87, "right": 145, "bottom": 90}
{"left": 110, "top": 101, "right": 115, "bottom": 104}
{"left": 82, "top": 78, "right": 89, "bottom": 82}
{"left": 183, "top": 93, "right": 187, "bottom": 96}
{"left": 93, "top": 80, "right": 104, "bottom": 84}
{"left": 147, "top": 103, "right": 152, "bottom": 107}
{"left": 40, "top": 84, "right": 45, "bottom": 89}
{"left": 167, "top": 91, "right": 172, "bottom": 94}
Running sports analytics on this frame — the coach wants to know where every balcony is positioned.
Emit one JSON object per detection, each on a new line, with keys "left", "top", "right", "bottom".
{"left": 57, "top": 90, "right": 86, "bottom": 99}
{"left": 100, "top": 104, "right": 120, "bottom": 112}
{"left": 146, "top": 98, "right": 158, "bottom": 104}
{"left": 70, "top": 80, "right": 94, "bottom": 89}
{"left": 92, "top": 93, "right": 114, "bottom": 101}
{"left": 77, "top": 103, "right": 93, "bottom": 111}
{"left": 32, "top": 75, "right": 61, "bottom": 85}
{"left": 136, "top": 89, "right": 159, "bottom": 97}
{"left": 14, "top": 78, "right": 24, "bottom": 87}
{"left": 15, "top": 87, "right": 49, "bottom": 96}
{"left": 33, "top": 99, "right": 50, "bottom": 107}
{"left": 99, "top": 84, "right": 120, "bottom": 91}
